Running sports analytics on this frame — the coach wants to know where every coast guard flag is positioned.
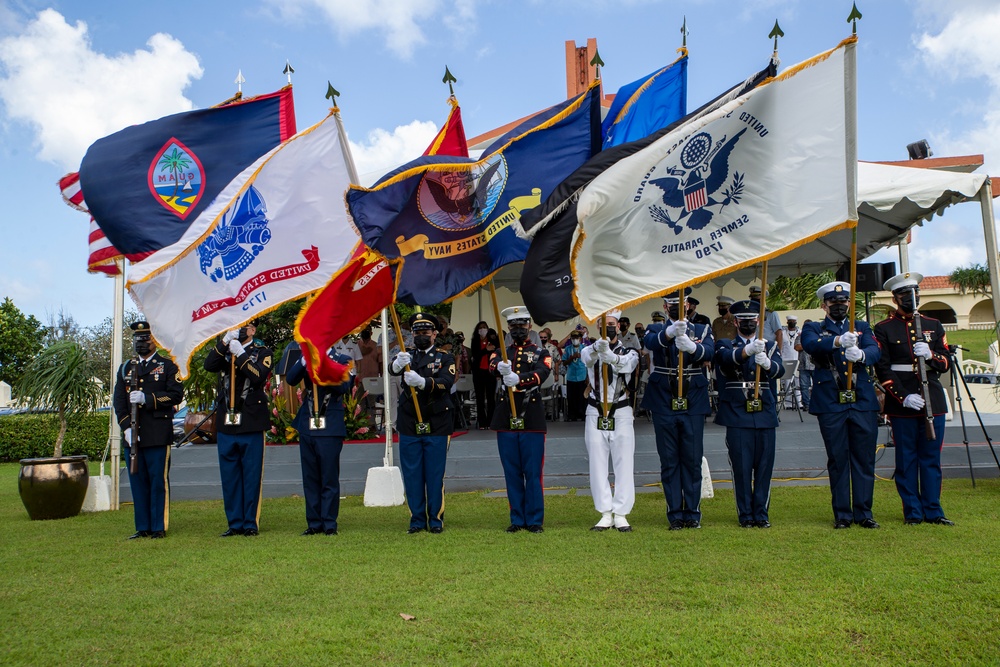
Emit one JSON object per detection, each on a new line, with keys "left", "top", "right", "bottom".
{"left": 572, "top": 38, "right": 858, "bottom": 320}
{"left": 518, "top": 58, "right": 777, "bottom": 324}
{"left": 348, "top": 82, "right": 602, "bottom": 305}
{"left": 128, "top": 113, "right": 356, "bottom": 378}
{"left": 79, "top": 87, "right": 295, "bottom": 259}
{"left": 602, "top": 52, "right": 687, "bottom": 148}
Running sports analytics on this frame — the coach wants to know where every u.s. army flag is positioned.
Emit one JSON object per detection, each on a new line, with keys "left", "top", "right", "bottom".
{"left": 128, "top": 113, "right": 357, "bottom": 377}
{"left": 572, "top": 38, "right": 857, "bottom": 320}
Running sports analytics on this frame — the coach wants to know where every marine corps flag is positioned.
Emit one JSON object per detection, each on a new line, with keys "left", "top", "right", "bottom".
{"left": 518, "top": 58, "right": 777, "bottom": 324}
{"left": 79, "top": 87, "right": 296, "bottom": 259}
{"left": 347, "top": 82, "right": 602, "bottom": 305}
{"left": 572, "top": 38, "right": 858, "bottom": 320}
{"left": 128, "top": 112, "right": 356, "bottom": 378}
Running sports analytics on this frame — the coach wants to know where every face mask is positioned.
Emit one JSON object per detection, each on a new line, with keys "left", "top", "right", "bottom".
{"left": 539, "top": 338, "right": 549, "bottom": 344}
{"left": 897, "top": 292, "right": 918, "bottom": 313}
{"left": 570, "top": 337, "right": 581, "bottom": 346}
{"left": 737, "top": 319, "right": 758, "bottom": 337}
{"left": 605, "top": 326, "right": 618, "bottom": 339}
{"left": 414, "top": 334, "right": 432, "bottom": 350}
{"left": 718, "top": 307, "right": 728, "bottom": 316}
{"left": 619, "top": 323, "right": 629, "bottom": 332}
{"left": 787, "top": 324, "right": 796, "bottom": 331}
{"left": 360, "top": 331, "right": 372, "bottom": 340}
{"left": 478, "top": 328, "right": 488, "bottom": 337}
{"left": 828, "top": 303, "right": 849, "bottom": 321}
{"left": 134, "top": 339, "right": 154, "bottom": 357}
{"left": 510, "top": 327, "right": 529, "bottom": 343}
{"left": 666, "top": 304, "right": 680, "bottom": 320}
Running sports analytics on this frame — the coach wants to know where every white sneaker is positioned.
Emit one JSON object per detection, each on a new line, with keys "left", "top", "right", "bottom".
{"left": 591, "top": 511, "right": 613, "bottom": 531}
{"left": 614, "top": 514, "right": 632, "bottom": 532}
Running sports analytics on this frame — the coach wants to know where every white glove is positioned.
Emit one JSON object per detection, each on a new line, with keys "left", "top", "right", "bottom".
{"left": 222, "top": 329, "right": 239, "bottom": 344}
{"left": 403, "top": 370, "right": 426, "bottom": 389}
{"left": 598, "top": 349, "right": 618, "bottom": 365}
{"left": 754, "top": 351, "right": 771, "bottom": 370}
{"left": 228, "top": 340, "right": 244, "bottom": 356}
{"left": 675, "top": 334, "right": 697, "bottom": 354}
{"left": 903, "top": 393, "right": 925, "bottom": 410}
{"left": 665, "top": 320, "right": 687, "bottom": 338}
{"left": 594, "top": 338, "right": 610, "bottom": 354}
{"left": 844, "top": 346, "right": 864, "bottom": 363}
{"left": 913, "top": 342, "right": 932, "bottom": 360}
{"left": 747, "top": 338, "right": 766, "bottom": 355}
{"left": 497, "top": 361, "right": 512, "bottom": 375}
{"left": 502, "top": 372, "right": 520, "bottom": 388}
{"left": 123, "top": 428, "right": 132, "bottom": 445}
{"left": 391, "top": 352, "right": 412, "bottom": 373}
{"left": 129, "top": 390, "right": 145, "bottom": 405}
{"left": 839, "top": 331, "right": 858, "bottom": 348}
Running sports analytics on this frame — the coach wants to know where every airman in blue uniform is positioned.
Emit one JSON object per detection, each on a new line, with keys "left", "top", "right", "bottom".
{"left": 801, "top": 281, "right": 882, "bottom": 529}
{"left": 714, "top": 300, "right": 784, "bottom": 527}
{"left": 642, "top": 288, "right": 715, "bottom": 530}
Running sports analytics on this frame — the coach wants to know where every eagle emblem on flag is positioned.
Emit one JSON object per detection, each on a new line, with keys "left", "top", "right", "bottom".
{"left": 417, "top": 154, "right": 506, "bottom": 231}
{"left": 197, "top": 185, "right": 271, "bottom": 282}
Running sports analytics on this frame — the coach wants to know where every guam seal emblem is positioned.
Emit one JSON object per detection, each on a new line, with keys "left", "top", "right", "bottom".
{"left": 417, "top": 153, "right": 506, "bottom": 231}
{"left": 197, "top": 185, "right": 271, "bottom": 282}
{"left": 148, "top": 138, "right": 205, "bottom": 219}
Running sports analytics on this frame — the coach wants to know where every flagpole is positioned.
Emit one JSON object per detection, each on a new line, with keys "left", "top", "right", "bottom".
{"left": 676, "top": 287, "right": 685, "bottom": 403}
{"left": 109, "top": 258, "right": 125, "bottom": 510}
{"left": 488, "top": 280, "right": 518, "bottom": 421}
{"left": 845, "top": 226, "right": 858, "bottom": 392}
{"left": 600, "top": 313, "right": 609, "bottom": 419}
{"left": 388, "top": 305, "right": 425, "bottom": 425}
{"left": 753, "top": 262, "right": 769, "bottom": 403}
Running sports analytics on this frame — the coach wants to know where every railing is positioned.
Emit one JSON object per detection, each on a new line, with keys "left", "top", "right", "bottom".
{"left": 961, "top": 359, "right": 993, "bottom": 376}
{"left": 968, "top": 321, "right": 998, "bottom": 331}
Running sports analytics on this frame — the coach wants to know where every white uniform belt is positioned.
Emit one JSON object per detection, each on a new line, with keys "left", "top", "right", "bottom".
{"left": 890, "top": 364, "right": 916, "bottom": 372}
{"left": 725, "top": 382, "right": 773, "bottom": 390}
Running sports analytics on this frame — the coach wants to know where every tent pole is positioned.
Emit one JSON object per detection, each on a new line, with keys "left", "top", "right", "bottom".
{"left": 897, "top": 237, "right": 910, "bottom": 274}
{"left": 978, "top": 178, "right": 1000, "bottom": 357}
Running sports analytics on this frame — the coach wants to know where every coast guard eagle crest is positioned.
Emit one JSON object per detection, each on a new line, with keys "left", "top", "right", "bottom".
{"left": 198, "top": 185, "right": 271, "bottom": 282}
{"left": 648, "top": 128, "right": 747, "bottom": 234}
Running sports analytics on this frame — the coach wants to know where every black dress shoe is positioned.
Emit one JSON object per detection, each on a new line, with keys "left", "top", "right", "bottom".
{"left": 149, "top": 531, "right": 166, "bottom": 539}
{"left": 244, "top": 528, "right": 259, "bottom": 537}
{"left": 526, "top": 525, "right": 544, "bottom": 533}
{"left": 668, "top": 520, "right": 685, "bottom": 531}
{"left": 506, "top": 524, "right": 523, "bottom": 533}
{"left": 755, "top": 520, "right": 771, "bottom": 529}
{"left": 684, "top": 520, "right": 702, "bottom": 529}
{"left": 324, "top": 528, "right": 338, "bottom": 535}
{"left": 220, "top": 528, "right": 244, "bottom": 537}
{"left": 857, "top": 518, "right": 880, "bottom": 529}
{"left": 834, "top": 520, "right": 852, "bottom": 529}
{"left": 589, "top": 524, "right": 610, "bottom": 532}
{"left": 301, "top": 528, "right": 322, "bottom": 536}
{"left": 127, "top": 531, "right": 150, "bottom": 540}
{"left": 904, "top": 518, "right": 923, "bottom": 525}
{"left": 927, "top": 517, "right": 955, "bottom": 526}
{"left": 407, "top": 527, "right": 425, "bottom": 534}
{"left": 429, "top": 526, "right": 443, "bottom": 534}
{"left": 740, "top": 520, "right": 755, "bottom": 528}
{"left": 615, "top": 525, "right": 632, "bottom": 533}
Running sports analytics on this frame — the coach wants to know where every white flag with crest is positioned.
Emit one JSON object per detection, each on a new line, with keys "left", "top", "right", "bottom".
{"left": 128, "top": 113, "right": 357, "bottom": 377}
{"left": 572, "top": 38, "right": 858, "bottom": 320}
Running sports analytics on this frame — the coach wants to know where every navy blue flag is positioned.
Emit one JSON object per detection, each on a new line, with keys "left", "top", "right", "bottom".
{"left": 602, "top": 52, "right": 687, "bottom": 148}
{"left": 79, "top": 88, "right": 296, "bottom": 260}
{"left": 518, "top": 59, "right": 778, "bottom": 324}
{"left": 347, "top": 82, "right": 602, "bottom": 306}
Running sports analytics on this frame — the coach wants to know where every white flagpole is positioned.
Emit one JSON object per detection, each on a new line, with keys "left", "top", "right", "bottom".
{"left": 109, "top": 258, "right": 125, "bottom": 510}
{"left": 380, "top": 307, "right": 393, "bottom": 467}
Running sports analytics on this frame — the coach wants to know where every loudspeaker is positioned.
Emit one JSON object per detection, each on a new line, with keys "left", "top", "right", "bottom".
{"left": 836, "top": 262, "right": 890, "bottom": 292}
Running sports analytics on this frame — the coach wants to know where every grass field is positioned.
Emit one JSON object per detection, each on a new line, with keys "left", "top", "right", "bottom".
{"left": 2, "top": 463, "right": 999, "bottom": 666}
{"left": 946, "top": 329, "right": 997, "bottom": 364}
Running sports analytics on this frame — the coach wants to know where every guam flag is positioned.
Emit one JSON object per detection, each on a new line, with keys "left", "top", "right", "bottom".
{"left": 79, "top": 87, "right": 295, "bottom": 260}
{"left": 347, "top": 82, "right": 601, "bottom": 306}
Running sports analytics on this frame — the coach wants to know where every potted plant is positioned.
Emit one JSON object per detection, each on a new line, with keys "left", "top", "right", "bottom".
{"left": 14, "top": 340, "right": 106, "bottom": 520}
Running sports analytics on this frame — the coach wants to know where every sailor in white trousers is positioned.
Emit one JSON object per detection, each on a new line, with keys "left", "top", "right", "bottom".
{"left": 581, "top": 310, "right": 640, "bottom": 532}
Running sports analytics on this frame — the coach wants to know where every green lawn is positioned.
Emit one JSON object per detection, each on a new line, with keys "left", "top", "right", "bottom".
{"left": 947, "top": 329, "right": 998, "bottom": 364}
{"left": 2, "top": 463, "right": 999, "bottom": 665}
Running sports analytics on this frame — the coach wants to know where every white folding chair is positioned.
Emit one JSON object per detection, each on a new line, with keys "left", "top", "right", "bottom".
{"left": 779, "top": 359, "right": 803, "bottom": 422}
{"left": 453, "top": 373, "right": 475, "bottom": 429}
{"left": 361, "top": 376, "right": 386, "bottom": 430}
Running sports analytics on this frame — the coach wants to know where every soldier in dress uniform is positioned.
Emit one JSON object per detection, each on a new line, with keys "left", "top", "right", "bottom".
{"left": 873, "top": 272, "right": 955, "bottom": 526}
{"left": 714, "top": 300, "right": 785, "bottom": 527}
{"left": 113, "top": 321, "right": 184, "bottom": 539}
{"left": 801, "top": 281, "right": 883, "bottom": 529}
{"left": 286, "top": 348, "right": 354, "bottom": 536}
{"left": 642, "top": 288, "right": 715, "bottom": 530}
{"left": 686, "top": 296, "right": 712, "bottom": 327}
{"left": 490, "top": 306, "right": 552, "bottom": 533}
{"left": 711, "top": 296, "right": 737, "bottom": 343}
{"left": 580, "top": 310, "right": 640, "bottom": 532}
{"left": 204, "top": 320, "right": 273, "bottom": 537}
{"left": 388, "top": 313, "right": 456, "bottom": 534}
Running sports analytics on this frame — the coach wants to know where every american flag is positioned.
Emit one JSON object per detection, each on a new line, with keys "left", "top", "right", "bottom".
{"left": 59, "top": 172, "right": 122, "bottom": 276}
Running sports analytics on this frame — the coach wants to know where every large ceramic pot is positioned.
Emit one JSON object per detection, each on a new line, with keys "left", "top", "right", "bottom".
{"left": 18, "top": 455, "right": 89, "bottom": 520}
{"left": 182, "top": 411, "right": 217, "bottom": 444}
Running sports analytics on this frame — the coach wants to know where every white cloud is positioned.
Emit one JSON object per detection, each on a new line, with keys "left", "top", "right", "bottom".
{"left": 349, "top": 119, "right": 440, "bottom": 186}
{"left": 266, "top": 0, "right": 481, "bottom": 59}
{"left": 0, "top": 9, "right": 202, "bottom": 170}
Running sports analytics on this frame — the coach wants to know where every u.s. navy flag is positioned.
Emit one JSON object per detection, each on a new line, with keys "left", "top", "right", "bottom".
{"left": 572, "top": 38, "right": 857, "bottom": 321}
{"left": 602, "top": 51, "right": 687, "bottom": 149}
{"left": 518, "top": 58, "right": 777, "bottom": 324}
{"left": 128, "top": 112, "right": 356, "bottom": 378}
{"left": 79, "top": 87, "right": 296, "bottom": 260}
{"left": 348, "top": 82, "right": 602, "bottom": 306}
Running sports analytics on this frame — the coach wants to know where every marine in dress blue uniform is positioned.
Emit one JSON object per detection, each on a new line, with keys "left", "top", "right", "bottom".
{"left": 389, "top": 313, "right": 456, "bottom": 534}
{"left": 873, "top": 272, "right": 955, "bottom": 526}
{"left": 641, "top": 289, "right": 715, "bottom": 529}
{"left": 204, "top": 320, "right": 273, "bottom": 537}
{"left": 113, "top": 321, "right": 184, "bottom": 539}
{"left": 490, "top": 306, "right": 552, "bottom": 533}
{"left": 286, "top": 346, "right": 354, "bottom": 536}
{"left": 714, "top": 300, "right": 785, "bottom": 527}
{"left": 801, "top": 281, "right": 883, "bottom": 529}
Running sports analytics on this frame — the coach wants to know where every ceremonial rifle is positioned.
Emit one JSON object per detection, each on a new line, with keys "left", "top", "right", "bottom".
{"left": 911, "top": 287, "right": 936, "bottom": 440}
{"left": 128, "top": 355, "right": 139, "bottom": 474}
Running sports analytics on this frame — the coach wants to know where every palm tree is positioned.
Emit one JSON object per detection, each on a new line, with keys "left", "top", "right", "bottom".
{"left": 158, "top": 147, "right": 192, "bottom": 200}
{"left": 15, "top": 341, "right": 106, "bottom": 457}
{"left": 949, "top": 263, "right": 991, "bottom": 297}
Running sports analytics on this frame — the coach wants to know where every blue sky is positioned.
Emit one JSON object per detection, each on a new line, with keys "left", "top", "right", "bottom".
{"left": 1, "top": 0, "right": 998, "bottom": 327}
